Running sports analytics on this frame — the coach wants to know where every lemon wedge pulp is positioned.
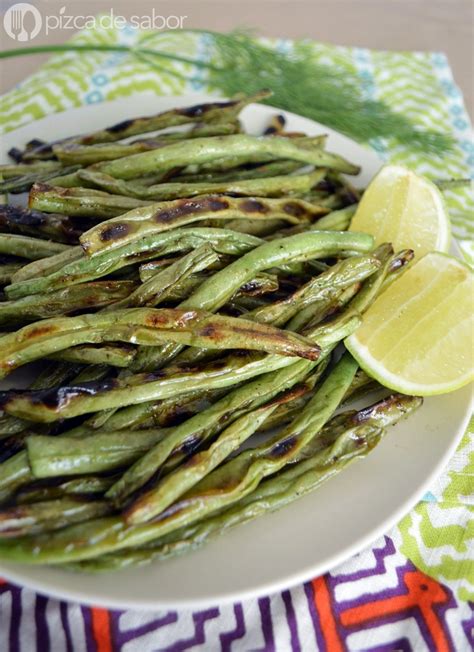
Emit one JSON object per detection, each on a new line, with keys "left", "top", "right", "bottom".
{"left": 346, "top": 252, "right": 474, "bottom": 396}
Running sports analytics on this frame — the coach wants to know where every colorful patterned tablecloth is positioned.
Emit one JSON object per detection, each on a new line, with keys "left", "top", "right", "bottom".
{"left": 0, "top": 25, "right": 473, "bottom": 652}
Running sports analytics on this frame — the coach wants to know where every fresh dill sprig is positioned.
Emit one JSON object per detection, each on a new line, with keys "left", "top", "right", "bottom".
{"left": 1, "top": 29, "right": 454, "bottom": 154}
{"left": 191, "top": 31, "right": 453, "bottom": 154}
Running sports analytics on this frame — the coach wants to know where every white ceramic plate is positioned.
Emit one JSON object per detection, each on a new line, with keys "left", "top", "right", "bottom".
{"left": 0, "top": 95, "right": 471, "bottom": 609}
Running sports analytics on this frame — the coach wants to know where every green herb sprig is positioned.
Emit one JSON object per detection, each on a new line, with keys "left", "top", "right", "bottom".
{"left": 1, "top": 29, "right": 453, "bottom": 153}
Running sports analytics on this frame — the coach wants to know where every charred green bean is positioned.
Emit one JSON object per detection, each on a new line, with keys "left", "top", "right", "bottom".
{"left": 0, "top": 166, "right": 80, "bottom": 194}
{"left": 10, "top": 246, "right": 83, "bottom": 284}
{"left": 19, "top": 92, "right": 270, "bottom": 161}
{"left": 5, "top": 228, "right": 262, "bottom": 299}
{"left": 95, "top": 134, "right": 359, "bottom": 180}
{"left": 77, "top": 169, "right": 326, "bottom": 201}
{"left": 54, "top": 123, "right": 240, "bottom": 166}
{"left": 132, "top": 230, "right": 373, "bottom": 370}
{"left": 0, "top": 497, "right": 111, "bottom": 538}
{"left": 71, "top": 396, "right": 418, "bottom": 571}
{"left": 29, "top": 183, "right": 149, "bottom": 218}
{"left": 0, "top": 233, "right": 69, "bottom": 260}
{"left": 106, "top": 357, "right": 322, "bottom": 503}
{"left": 0, "top": 280, "right": 136, "bottom": 325}
{"left": 104, "top": 245, "right": 219, "bottom": 310}
{"left": 125, "top": 352, "right": 358, "bottom": 523}
{"left": 27, "top": 429, "right": 169, "bottom": 477}
{"left": 0, "top": 308, "right": 321, "bottom": 378}
{"left": 0, "top": 312, "right": 359, "bottom": 422}
{"left": 80, "top": 195, "right": 330, "bottom": 256}
{"left": 49, "top": 344, "right": 136, "bottom": 368}
{"left": 247, "top": 255, "right": 380, "bottom": 326}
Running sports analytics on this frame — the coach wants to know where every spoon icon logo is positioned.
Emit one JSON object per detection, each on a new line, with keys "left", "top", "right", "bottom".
{"left": 4, "top": 3, "right": 42, "bottom": 41}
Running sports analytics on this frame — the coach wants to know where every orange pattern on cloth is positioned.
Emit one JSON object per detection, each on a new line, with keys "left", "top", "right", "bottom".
{"left": 91, "top": 607, "right": 113, "bottom": 652}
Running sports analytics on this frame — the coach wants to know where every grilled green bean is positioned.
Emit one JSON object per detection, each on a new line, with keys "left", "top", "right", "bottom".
{"left": 0, "top": 311, "right": 359, "bottom": 423}
{"left": 29, "top": 184, "right": 149, "bottom": 218}
{"left": 5, "top": 228, "right": 262, "bottom": 299}
{"left": 0, "top": 280, "right": 136, "bottom": 325}
{"left": 55, "top": 142, "right": 168, "bottom": 166}
{"left": 54, "top": 123, "right": 240, "bottom": 166}
{"left": 11, "top": 246, "right": 83, "bottom": 284}
{"left": 133, "top": 230, "right": 373, "bottom": 370}
{"left": 0, "top": 161, "right": 63, "bottom": 178}
{"left": 19, "top": 93, "right": 269, "bottom": 161}
{"left": 104, "top": 245, "right": 219, "bottom": 310}
{"left": 125, "top": 352, "right": 358, "bottom": 523}
{"left": 67, "top": 93, "right": 269, "bottom": 146}
{"left": 79, "top": 195, "right": 330, "bottom": 257}
{"left": 106, "top": 357, "right": 324, "bottom": 503}
{"left": 51, "top": 170, "right": 188, "bottom": 190}
{"left": 0, "top": 166, "right": 80, "bottom": 194}
{"left": 247, "top": 255, "right": 380, "bottom": 327}
{"left": 70, "top": 397, "right": 415, "bottom": 570}
{"left": 175, "top": 159, "right": 304, "bottom": 183}
{"left": 0, "top": 233, "right": 69, "bottom": 260}
{"left": 77, "top": 168, "right": 326, "bottom": 201}
{"left": 16, "top": 476, "right": 117, "bottom": 504}
{"left": 27, "top": 429, "right": 169, "bottom": 477}
{"left": 49, "top": 344, "right": 136, "bottom": 368}
{"left": 0, "top": 308, "right": 320, "bottom": 379}
{"left": 0, "top": 497, "right": 111, "bottom": 538}
{"left": 95, "top": 134, "right": 359, "bottom": 180}
{"left": 112, "top": 137, "right": 326, "bottom": 177}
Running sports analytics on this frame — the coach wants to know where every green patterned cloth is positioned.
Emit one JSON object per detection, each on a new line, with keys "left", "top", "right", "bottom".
{"left": 0, "top": 25, "right": 473, "bottom": 604}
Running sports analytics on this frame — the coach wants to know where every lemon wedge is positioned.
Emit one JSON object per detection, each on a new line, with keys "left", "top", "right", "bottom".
{"left": 350, "top": 164, "right": 450, "bottom": 257}
{"left": 346, "top": 252, "right": 474, "bottom": 395}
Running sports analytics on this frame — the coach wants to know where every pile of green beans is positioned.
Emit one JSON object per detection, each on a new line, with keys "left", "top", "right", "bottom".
{"left": 0, "top": 92, "right": 421, "bottom": 572}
